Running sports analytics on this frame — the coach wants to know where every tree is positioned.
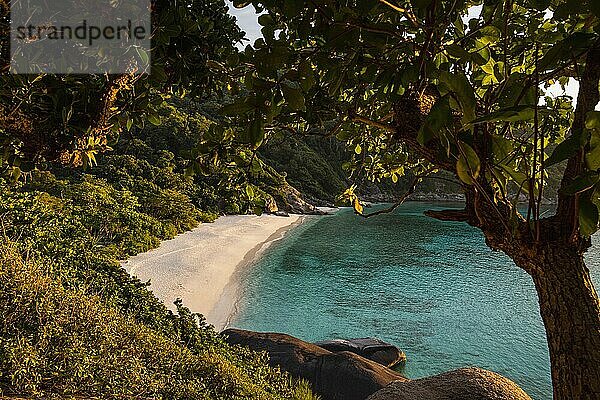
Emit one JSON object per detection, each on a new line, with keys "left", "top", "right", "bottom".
{"left": 224, "top": 0, "right": 600, "bottom": 398}
{"left": 0, "top": 0, "right": 242, "bottom": 175}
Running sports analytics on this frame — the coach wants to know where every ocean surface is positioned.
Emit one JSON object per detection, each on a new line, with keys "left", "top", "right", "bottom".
{"left": 230, "top": 202, "right": 600, "bottom": 400}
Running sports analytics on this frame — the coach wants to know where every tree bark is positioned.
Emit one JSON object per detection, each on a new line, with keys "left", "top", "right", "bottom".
{"left": 522, "top": 246, "right": 600, "bottom": 400}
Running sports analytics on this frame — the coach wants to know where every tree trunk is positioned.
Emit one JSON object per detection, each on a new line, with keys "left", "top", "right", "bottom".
{"left": 526, "top": 246, "right": 600, "bottom": 400}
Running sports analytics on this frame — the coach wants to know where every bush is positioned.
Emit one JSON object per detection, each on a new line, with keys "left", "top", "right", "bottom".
{"left": 0, "top": 97, "right": 318, "bottom": 399}
{"left": 0, "top": 242, "right": 316, "bottom": 399}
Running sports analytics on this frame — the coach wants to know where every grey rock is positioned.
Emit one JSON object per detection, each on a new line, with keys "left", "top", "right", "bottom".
{"left": 223, "top": 328, "right": 406, "bottom": 400}
{"left": 314, "top": 338, "right": 406, "bottom": 368}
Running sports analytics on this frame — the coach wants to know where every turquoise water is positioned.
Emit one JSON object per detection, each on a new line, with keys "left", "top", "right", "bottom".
{"left": 231, "top": 203, "right": 600, "bottom": 400}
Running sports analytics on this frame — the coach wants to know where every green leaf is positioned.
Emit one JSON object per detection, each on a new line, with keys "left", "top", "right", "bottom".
{"left": 148, "top": 113, "right": 161, "bottom": 126}
{"left": 586, "top": 111, "right": 600, "bottom": 131}
{"left": 10, "top": 167, "right": 21, "bottom": 183}
{"left": 456, "top": 141, "right": 481, "bottom": 185}
{"left": 561, "top": 172, "right": 600, "bottom": 195}
{"left": 417, "top": 96, "right": 453, "bottom": 145}
{"left": 439, "top": 71, "right": 476, "bottom": 125}
{"left": 479, "top": 26, "right": 501, "bottom": 44}
{"left": 282, "top": 0, "right": 304, "bottom": 18}
{"left": 136, "top": 48, "right": 150, "bottom": 67}
{"left": 355, "top": 143, "right": 362, "bottom": 154}
{"left": 298, "top": 61, "right": 316, "bottom": 91}
{"left": 246, "top": 185, "right": 255, "bottom": 198}
{"left": 220, "top": 100, "right": 255, "bottom": 116}
{"left": 579, "top": 197, "right": 599, "bottom": 236}
{"left": 490, "top": 135, "right": 514, "bottom": 163}
{"left": 258, "top": 14, "right": 275, "bottom": 27}
{"left": 329, "top": 71, "right": 345, "bottom": 96}
{"left": 586, "top": 133, "right": 600, "bottom": 170}
{"left": 471, "top": 105, "right": 541, "bottom": 124}
{"left": 282, "top": 83, "right": 305, "bottom": 111}
{"left": 445, "top": 44, "right": 471, "bottom": 60}
{"left": 248, "top": 117, "right": 265, "bottom": 148}
{"left": 546, "top": 130, "right": 589, "bottom": 167}
{"left": 539, "top": 33, "right": 596, "bottom": 71}
{"left": 527, "top": 0, "right": 551, "bottom": 11}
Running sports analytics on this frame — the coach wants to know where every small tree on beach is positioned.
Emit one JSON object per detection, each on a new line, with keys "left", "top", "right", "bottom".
{"left": 222, "top": 0, "right": 600, "bottom": 398}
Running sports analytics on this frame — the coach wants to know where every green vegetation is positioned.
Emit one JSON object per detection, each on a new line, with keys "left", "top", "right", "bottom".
{"left": 0, "top": 0, "right": 325, "bottom": 398}
{"left": 0, "top": 98, "right": 316, "bottom": 399}
{"left": 1, "top": 0, "right": 598, "bottom": 397}
{"left": 261, "top": 134, "right": 466, "bottom": 204}
{"left": 0, "top": 149, "right": 317, "bottom": 398}
{"left": 261, "top": 135, "right": 349, "bottom": 203}
{"left": 223, "top": 1, "right": 600, "bottom": 398}
{"left": 0, "top": 241, "right": 313, "bottom": 399}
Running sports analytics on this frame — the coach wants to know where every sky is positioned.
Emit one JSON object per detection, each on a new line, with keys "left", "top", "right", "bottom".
{"left": 226, "top": 2, "right": 583, "bottom": 105}
{"left": 227, "top": 2, "right": 262, "bottom": 45}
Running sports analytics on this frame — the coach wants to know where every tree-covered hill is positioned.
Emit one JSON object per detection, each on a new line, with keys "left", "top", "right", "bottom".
{"left": 260, "top": 133, "right": 464, "bottom": 204}
{"left": 0, "top": 96, "right": 319, "bottom": 399}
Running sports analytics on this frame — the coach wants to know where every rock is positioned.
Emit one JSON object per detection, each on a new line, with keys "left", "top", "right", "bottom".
{"left": 223, "top": 328, "right": 406, "bottom": 400}
{"left": 265, "top": 196, "right": 279, "bottom": 213}
{"left": 274, "top": 210, "right": 290, "bottom": 217}
{"left": 314, "top": 338, "right": 406, "bottom": 367}
{"left": 271, "top": 184, "right": 327, "bottom": 215}
{"left": 366, "top": 367, "right": 532, "bottom": 400}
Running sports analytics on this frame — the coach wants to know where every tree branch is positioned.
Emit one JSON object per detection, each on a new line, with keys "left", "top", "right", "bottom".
{"left": 424, "top": 209, "right": 470, "bottom": 222}
{"left": 556, "top": 40, "right": 600, "bottom": 239}
{"left": 359, "top": 169, "right": 432, "bottom": 218}
{"left": 350, "top": 113, "right": 395, "bottom": 132}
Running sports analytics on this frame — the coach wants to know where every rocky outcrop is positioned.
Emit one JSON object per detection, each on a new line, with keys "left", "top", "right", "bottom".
{"left": 314, "top": 338, "right": 406, "bottom": 368}
{"left": 366, "top": 367, "right": 533, "bottom": 400}
{"left": 223, "top": 329, "right": 533, "bottom": 400}
{"left": 222, "top": 328, "right": 406, "bottom": 400}
{"left": 264, "top": 196, "right": 279, "bottom": 213}
{"left": 272, "top": 184, "right": 327, "bottom": 215}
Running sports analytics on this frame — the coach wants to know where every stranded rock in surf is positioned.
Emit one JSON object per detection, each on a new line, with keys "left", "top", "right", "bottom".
{"left": 223, "top": 328, "right": 405, "bottom": 400}
{"left": 314, "top": 338, "right": 406, "bottom": 368}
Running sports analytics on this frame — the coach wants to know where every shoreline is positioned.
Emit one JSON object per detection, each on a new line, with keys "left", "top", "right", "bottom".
{"left": 122, "top": 214, "right": 306, "bottom": 329}
{"left": 208, "top": 216, "right": 306, "bottom": 330}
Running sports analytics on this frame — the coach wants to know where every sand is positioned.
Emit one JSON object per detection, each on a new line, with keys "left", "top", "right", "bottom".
{"left": 122, "top": 214, "right": 303, "bottom": 330}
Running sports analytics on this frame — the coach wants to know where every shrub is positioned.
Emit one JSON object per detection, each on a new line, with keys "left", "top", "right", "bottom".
{"left": 0, "top": 242, "right": 316, "bottom": 399}
{"left": 0, "top": 96, "right": 318, "bottom": 399}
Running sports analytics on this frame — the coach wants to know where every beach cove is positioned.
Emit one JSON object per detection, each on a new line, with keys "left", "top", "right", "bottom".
{"left": 123, "top": 214, "right": 305, "bottom": 330}
{"left": 122, "top": 203, "right": 600, "bottom": 400}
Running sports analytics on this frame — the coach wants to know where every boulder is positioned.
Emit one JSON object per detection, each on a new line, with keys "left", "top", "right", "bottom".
{"left": 366, "top": 367, "right": 533, "bottom": 400}
{"left": 314, "top": 338, "right": 406, "bottom": 367}
{"left": 265, "top": 196, "right": 279, "bottom": 213}
{"left": 271, "top": 184, "right": 328, "bottom": 215}
{"left": 223, "top": 328, "right": 406, "bottom": 400}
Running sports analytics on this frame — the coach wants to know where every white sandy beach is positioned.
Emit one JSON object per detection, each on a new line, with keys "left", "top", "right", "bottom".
{"left": 122, "top": 214, "right": 303, "bottom": 330}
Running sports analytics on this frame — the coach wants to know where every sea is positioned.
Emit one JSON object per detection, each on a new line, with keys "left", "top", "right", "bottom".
{"left": 230, "top": 202, "right": 600, "bottom": 400}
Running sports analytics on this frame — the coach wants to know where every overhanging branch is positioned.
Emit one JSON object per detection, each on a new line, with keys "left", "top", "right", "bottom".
{"left": 359, "top": 168, "right": 433, "bottom": 218}
{"left": 351, "top": 113, "right": 395, "bottom": 132}
{"left": 424, "top": 209, "right": 470, "bottom": 222}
